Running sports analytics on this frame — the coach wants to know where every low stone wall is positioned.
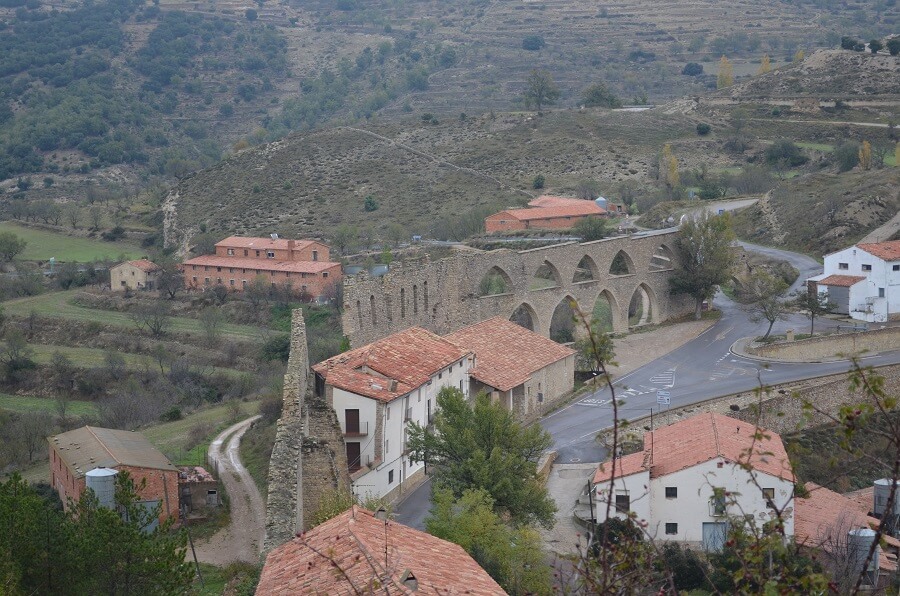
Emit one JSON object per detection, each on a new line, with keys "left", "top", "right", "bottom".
{"left": 746, "top": 327, "right": 900, "bottom": 362}
{"left": 537, "top": 450, "right": 558, "bottom": 484}
{"left": 599, "top": 363, "right": 900, "bottom": 449}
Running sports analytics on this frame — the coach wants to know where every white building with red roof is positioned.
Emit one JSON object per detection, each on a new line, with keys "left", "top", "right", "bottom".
{"left": 445, "top": 316, "right": 575, "bottom": 420}
{"left": 313, "top": 327, "right": 473, "bottom": 501}
{"left": 257, "top": 506, "right": 505, "bottom": 595}
{"left": 809, "top": 239, "right": 900, "bottom": 323}
{"left": 591, "top": 413, "right": 795, "bottom": 550}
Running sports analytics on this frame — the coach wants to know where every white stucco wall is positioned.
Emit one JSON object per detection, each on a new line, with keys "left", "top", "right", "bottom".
{"left": 595, "top": 458, "right": 794, "bottom": 547}
{"left": 821, "top": 246, "right": 900, "bottom": 322}
{"left": 332, "top": 355, "right": 473, "bottom": 501}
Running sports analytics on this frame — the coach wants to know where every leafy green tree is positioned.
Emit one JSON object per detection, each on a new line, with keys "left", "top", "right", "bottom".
{"left": 407, "top": 387, "right": 556, "bottom": 528}
{"left": 765, "top": 139, "right": 808, "bottom": 167}
{"left": 669, "top": 212, "right": 736, "bottom": 319}
{"left": 0, "top": 231, "right": 27, "bottom": 262}
{"left": 427, "top": 488, "right": 552, "bottom": 595}
{"left": 363, "top": 195, "right": 378, "bottom": 212}
{"left": 572, "top": 216, "right": 609, "bottom": 241}
{"left": 531, "top": 174, "right": 545, "bottom": 189}
{"left": 740, "top": 270, "right": 790, "bottom": 340}
{"left": 887, "top": 38, "right": 900, "bottom": 56}
{"left": 522, "top": 69, "right": 559, "bottom": 113}
{"left": 580, "top": 82, "right": 621, "bottom": 108}
{"left": 834, "top": 141, "right": 860, "bottom": 172}
{"left": 869, "top": 39, "right": 883, "bottom": 54}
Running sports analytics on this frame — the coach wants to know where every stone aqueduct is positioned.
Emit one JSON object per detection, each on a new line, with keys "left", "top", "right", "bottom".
{"left": 342, "top": 229, "right": 694, "bottom": 346}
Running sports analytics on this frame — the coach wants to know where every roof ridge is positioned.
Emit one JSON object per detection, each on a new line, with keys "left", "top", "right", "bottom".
{"left": 85, "top": 426, "right": 122, "bottom": 467}
{"left": 709, "top": 413, "right": 721, "bottom": 458}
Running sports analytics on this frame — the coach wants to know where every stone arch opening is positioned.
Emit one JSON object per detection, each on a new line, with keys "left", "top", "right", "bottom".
{"left": 478, "top": 266, "right": 513, "bottom": 297}
{"left": 573, "top": 255, "right": 599, "bottom": 283}
{"left": 413, "top": 285, "right": 418, "bottom": 314}
{"left": 549, "top": 296, "right": 578, "bottom": 343}
{"left": 591, "top": 290, "right": 617, "bottom": 333}
{"left": 650, "top": 244, "right": 676, "bottom": 271}
{"left": 510, "top": 303, "right": 539, "bottom": 332}
{"left": 370, "top": 294, "right": 377, "bottom": 326}
{"left": 531, "top": 260, "right": 562, "bottom": 290}
{"left": 628, "top": 283, "right": 655, "bottom": 326}
{"left": 609, "top": 250, "right": 636, "bottom": 275}
{"left": 400, "top": 288, "right": 406, "bottom": 318}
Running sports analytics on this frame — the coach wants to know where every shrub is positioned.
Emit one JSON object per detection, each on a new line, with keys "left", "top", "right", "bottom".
{"left": 764, "top": 139, "right": 808, "bottom": 167}
{"left": 244, "top": 8, "right": 257, "bottom": 20}
{"left": 521, "top": 35, "right": 545, "bottom": 51}
{"left": 833, "top": 141, "right": 860, "bottom": 172}
{"left": 532, "top": 174, "right": 545, "bottom": 189}
{"left": 363, "top": 195, "right": 378, "bottom": 212}
{"left": 160, "top": 407, "right": 182, "bottom": 422}
{"left": 101, "top": 226, "right": 126, "bottom": 241}
{"left": 260, "top": 334, "right": 290, "bottom": 362}
{"left": 696, "top": 123, "right": 711, "bottom": 136}
{"left": 681, "top": 62, "right": 704, "bottom": 76}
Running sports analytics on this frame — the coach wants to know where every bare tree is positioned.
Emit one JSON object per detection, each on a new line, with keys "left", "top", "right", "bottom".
{"left": 740, "top": 270, "right": 791, "bottom": 340}
{"left": 129, "top": 301, "right": 173, "bottom": 338}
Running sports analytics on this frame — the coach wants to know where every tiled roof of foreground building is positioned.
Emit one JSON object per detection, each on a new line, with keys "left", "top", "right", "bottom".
{"left": 257, "top": 506, "right": 506, "bottom": 595}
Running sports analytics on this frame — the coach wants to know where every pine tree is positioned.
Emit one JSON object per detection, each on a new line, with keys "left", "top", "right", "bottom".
{"left": 717, "top": 56, "right": 734, "bottom": 88}
{"left": 757, "top": 54, "right": 771, "bottom": 74}
{"left": 859, "top": 140, "right": 872, "bottom": 170}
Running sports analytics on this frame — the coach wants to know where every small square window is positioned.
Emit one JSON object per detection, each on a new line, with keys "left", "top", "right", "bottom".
{"left": 838, "top": 262, "right": 849, "bottom": 270}
{"left": 862, "top": 264, "right": 872, "bottom": 271}
{"left": 893, "top": 265, "right": 899, "bottom": 271}
{"left": 762, "top": 488, "right": 775, "bottom": 505}
{"left": 438, "top": 372, "right": 442, "bottom": 379}
{"left": 323, "top": 272, "right": 329, "bottom": 278}
{"left": 614, "top": 494, "right": 630, "bottom": 512}
{"left": 388, "top": 470, "right": 394, "bottom": 484}
{"left": 665, "top": 487, "right": 677, "bottom": 499}
{"left": 665, "top": 523, "right": 678, "bottom": 535}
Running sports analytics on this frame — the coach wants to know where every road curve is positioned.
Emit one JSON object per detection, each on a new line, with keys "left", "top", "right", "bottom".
{"left": 195, "top": 415, "right": 264, "bottom": 565}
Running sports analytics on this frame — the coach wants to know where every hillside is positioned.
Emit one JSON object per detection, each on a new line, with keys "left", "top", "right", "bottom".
{"left": 1, "top": 0, "right": 897, "bottom": 203}
{"left": 732, "top": 168, "right": 900, "bottom": 256}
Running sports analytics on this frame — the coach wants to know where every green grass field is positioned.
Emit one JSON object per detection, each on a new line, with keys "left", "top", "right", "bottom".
{"left": 2, "top": 290, "right": 264, "bottom": 342}
{"left": 0, "top": 393, "right": 98, "bottom": 416}
{"left": 0, "top": 221, "right": 144, "bottom": 262}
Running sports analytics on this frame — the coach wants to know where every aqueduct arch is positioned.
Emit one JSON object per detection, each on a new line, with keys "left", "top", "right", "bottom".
{"left": 342, "top": 229, "right": 693, "bottom": 346}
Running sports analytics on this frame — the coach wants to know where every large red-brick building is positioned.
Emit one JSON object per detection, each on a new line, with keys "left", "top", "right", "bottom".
{"left": 48, "top": 426, "right": 179, "bottom": 523}
{"left": 485, "top": 195, "right": 622, "bottom": 233}
{"left": 181, "top": 236, "right": 341, "bottom": 299}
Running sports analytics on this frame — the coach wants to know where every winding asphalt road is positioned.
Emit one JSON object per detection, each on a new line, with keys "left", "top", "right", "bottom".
{"left": 395, "top": 242, "right": 900, "bottom": 529}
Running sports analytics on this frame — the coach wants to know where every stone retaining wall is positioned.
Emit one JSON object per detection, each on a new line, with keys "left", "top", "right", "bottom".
{"left": 746, "top": 327, "right": 900, "bottom": 362}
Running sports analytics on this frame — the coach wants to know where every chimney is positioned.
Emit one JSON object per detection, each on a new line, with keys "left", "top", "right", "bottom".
{"left": 287, "top": 239, "right": 295, "bottom": 254}
{"left": 390, "top": 379, "right": 398, "bottom": 392}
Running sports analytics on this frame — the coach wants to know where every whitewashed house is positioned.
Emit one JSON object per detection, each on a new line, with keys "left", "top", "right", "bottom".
{"left": 809, "top": 240, "right": 900, "bottom": 323}
{"left": 592, "top": 413, "right": 795, "bottom": 551}
{"left": 313, "top": 327, "right": 473, "bottom": 502}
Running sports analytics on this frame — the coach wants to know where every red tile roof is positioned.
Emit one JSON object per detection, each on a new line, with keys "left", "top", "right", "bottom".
{"left": 491, "top": 203, "right": 606, "bottom": 222}
{"left": 182, "top": 255, "right": 339, "bottom": 274}
{"left": 446, "top": 317, "right": 575, "bottom": 392}
{"left": 119, "top": 259, "right": 160, "bottom": 273}
{"left": 593, "top": 451, "right": 649, "bottom": 484}
{"left": 817, "top": 274, "right": 866, "bottom": 287}
{"left": 313, "top": 327, "right": 470, "bottom": 402}
{"left": 214, "top": 236, "right": 322, "bottom": 251}
{"left": 858, "top": 240, "right": 900, "bottom": 261}
{"left": 528, "top": 195, "right": 590, "bottom": 208}
{"left": 795, "top": 483, "right": 898, "bottom": 572}
{"left": 594, "top": 413, "right": 794, "bottom": 485}
{"left": 257, "top": 506, "right": 506, "bottom": 595}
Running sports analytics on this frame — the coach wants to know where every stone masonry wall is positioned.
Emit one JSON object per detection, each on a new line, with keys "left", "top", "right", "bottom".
{"left": 746, "top": 327, "right": 900, "bottom": 362}
{"left": 342, "top": 230, "right": 694, "bottom": 347}
{"left": 599, "top": 364, "right": 900, "bottom": 450}
{"left": 264, "top": 309, "right": 351, "bottom": 553}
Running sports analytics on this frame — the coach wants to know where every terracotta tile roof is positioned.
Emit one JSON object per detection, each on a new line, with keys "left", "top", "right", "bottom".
{"left": 313, "top": 327, "right": 470, "bottom": 402}
{"left": 49, "top": 426, "right": 177, "bottom": 478}
{"left": 182, "top": 255, "right": 340, "bottom": 274}
{"left": 858, "top": 240, "right": 900, "bottom": 261}
{"left": 528, "top": 195, "right": 589, "bottom": 208}
{"left": 817, "top": 274, "right": 867, "bottom": 287}
{"left": 258, "top": 506, "right": 506, "bottom": 595}
{"left": 114, "top": 259, "right": 160, "bottom": 273}
{"left": 593, "top": 413, "right": 794, "bottom": 486}
{"left": 445, "top": 317, "right": 575, "bottom": 392}
{"left": 214, "top": 236, "right": 321, "bottom": 251}
{"left": 593, "top": 451, "right": 649, "bottom": 484}
{"left": 795, "top": 483, "right": 898, "bottom": 572}
{"left": 490, "top": 203, "right": 605, "bottom": 222}
{"left": 844, "top": 486, "right": 875, "bottom": 513}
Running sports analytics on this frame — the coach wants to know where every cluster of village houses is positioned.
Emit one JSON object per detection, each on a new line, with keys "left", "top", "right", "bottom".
{"left": 58, "top": 210, "right": 900, "bottom": 592}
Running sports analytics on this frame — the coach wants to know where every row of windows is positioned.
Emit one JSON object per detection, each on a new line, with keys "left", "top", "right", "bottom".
{"left": 615, "top": 487, "right": 776, "bottom": 511}
{"left": 839, "top": 262, "right": 900, "bottom": 272}
{"left": 190, "top": 265, "right": 326, "bottom": 278}
{"left": 224, "top": 248, "right": 321, "bottom": 261}
{"left": 190, "top": 277, "right": 309, "bottom": 291}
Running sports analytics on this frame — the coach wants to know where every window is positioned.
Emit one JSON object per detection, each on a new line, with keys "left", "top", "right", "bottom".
{"left": 862, "top": 264, "right": 872, "bottom": 271}
{"left": 386, "top": 406, "right": 390, "bottom": 420}
{"left": 665, "top": 523, "right": 678, "bottom": 535}
{"left": 217, "top": 267, "right": 222, "bottom": 272}
{"left": 267, "top": 251, "right": 275, "bottom": 258}
{"left": 312, "top": 250, "right": 318, "bottom": 261}
{"left": 192, "top": 265, "right": 197, "bottom": 271}
{"left": 879, "top": 288, "right": 885, "bottom": 298}
{"left": 711, "top": 494, "right": 726, "bottom": 516}
{"left": 227, "top": 248, "right": 234, "bottom": 256}
{"left": 204, "top": 278, "right": 210, "bottom": 285}
{"left": 614, "top": 494, "right": 630, "bottom": 512}
{"left": 229, "top": 279, "right": 235, "bottom": 286}
{"left": 244, "top": 249, "right": 249, "bottom": 256}
{"left": 665, "top": 487, "right": 677, "bottom": 499}
{"left": 385, "top": 439, "right": 389, "bottom": 454}
{"left": 838, "top": 262, "right": 849, "bottom": 270}
{"left": 323, "top": 272, "right": 328, "bottom": 278}
{"left": 192, "top": 277, "right": 197, "bottom": 282}
{"left": 438, "top": 372, "right": 442, "bottom": 380}
{"left": 388, "top": 470, "right": 394, "bottom": 484}
{"left": 762, "top": 488, "right": 775, "bottom": 504}
{"left": 894, "top": 265, "right": 899, "bottom": 271}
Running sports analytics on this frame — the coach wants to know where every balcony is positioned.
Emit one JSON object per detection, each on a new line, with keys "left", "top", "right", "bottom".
{"left": 344, "top": 421, "right": 369, "bottom": 438}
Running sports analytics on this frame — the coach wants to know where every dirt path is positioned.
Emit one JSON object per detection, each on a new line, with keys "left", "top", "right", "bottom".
{"left": 194, "top": 416, "right": 265, "bottom": 566}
